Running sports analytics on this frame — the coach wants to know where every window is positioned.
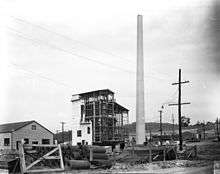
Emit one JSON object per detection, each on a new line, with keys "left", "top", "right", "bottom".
{"left": 31, "top": 125, "right": 36, "bottom": 130}
{"left": 4, "top": 138, "right": 10, "bottom": 146}
{"left": 16, "top": 141, "right": 21, "bottom": 150}
{"left": 77, "top": 130, "right": 82, "bottom": 137}
{"left": 32, "top": 141, "right": 38, "bottom": 144}
{"left": 24, "top": 138, "right": 29, "bottom": 144}
{"left": 87, "top": 127, "right": 90, "bottom": 134}
{"left": 80, "top": 105, "right": 84, "bottom": 122}
{"left": 82, "top": 140, "right": 85, "bottom": 145}
{"left": 85, "top": 142, "right": 88, "bottom": 145}
{"left": 77, "top": 142, "right": 81, "bottom": 146}
{"left": 42, "top": 139, "right": 50, "bottom": 144}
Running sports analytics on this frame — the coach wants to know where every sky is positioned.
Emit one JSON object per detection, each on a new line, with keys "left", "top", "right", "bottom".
{"left": 0, "top": 0, "right": 220, "bottom": 133}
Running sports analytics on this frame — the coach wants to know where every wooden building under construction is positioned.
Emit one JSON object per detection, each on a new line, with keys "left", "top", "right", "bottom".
{"left": 71, "top": 89, "right": 129, "bottom": 146}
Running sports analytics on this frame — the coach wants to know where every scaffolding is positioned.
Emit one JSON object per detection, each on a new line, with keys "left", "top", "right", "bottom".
{"left": 76, "top": 89, "right": 129, "bottom": 144}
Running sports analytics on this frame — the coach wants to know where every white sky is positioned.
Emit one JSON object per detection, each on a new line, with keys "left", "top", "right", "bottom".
{"left": 0, "top": 0, "right": 220, "bottom": 132}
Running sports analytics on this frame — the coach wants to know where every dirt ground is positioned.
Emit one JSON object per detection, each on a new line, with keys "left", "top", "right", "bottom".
{"left": 70, "top": 140, "right": 220, "bottom": 174}
{"left": 187, "top": 140, "right": 220, "bottom": 161}
{"left": 1, "top": 140, "right": 219, "bottom": 173}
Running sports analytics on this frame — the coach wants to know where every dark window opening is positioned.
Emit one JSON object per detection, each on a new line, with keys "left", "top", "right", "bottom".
{"left": 82, "top": 140, "right": 85, "bottom": 145}
{"left": 16, "top": 141, "right": 21, "bottom": 150}
{"left": 24, "top": 138, "right": 29, "bottom": 144}
{"left": 87, "top": 127, "right": 90, "bottom": 134}
{"left": 32, "top": 141, "right": 38, "bottom": 144}
{"left": 4, "top": 138, "right": 10, "bottom": 146}
{"left": 31, "top": 125, "right": 36, "bottom": 130}
{"left": 77, "top": 142, "right": 81, "bottom": 146}
{"left": 81, "top": 105, "right": 84, "bottom": 122}
{"left": 77, "top": 130, "right": 82, "bottom": 137}
{"left": 42, "top": 139, "right": 50, "bottom": 144}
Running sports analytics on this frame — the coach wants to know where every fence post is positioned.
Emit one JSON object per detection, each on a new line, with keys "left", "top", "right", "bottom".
{"left": 89, "top": 147, "right": 93, "bottom": 162}
{"left": 18, "top": 141, "right": 25, "bottom": 174}
{"left": 149, "top": 148, "right": 152, "bottom": 163}
{"left": 58, "top": 144, "right": 64, "bottom": 170}
{"left": 132, "top": 143, "right": 135, "bottom": 157}
{"left": 113, "top": 149, "right": 116, "bottom": 164}
{"left": 163, "top": 148, "right": 166, "bottom": 161}
{"left": 194, "top": 145, "right": 197, "bottom": 158}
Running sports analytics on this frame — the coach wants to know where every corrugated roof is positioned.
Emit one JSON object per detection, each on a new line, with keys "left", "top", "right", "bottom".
{"left": 115, "top": 102, "right": 129, "bottom": 112}
{"left": 0, "top": 120, "right": 35, "bottom": 133}
{"left": 77, "top": 89, "right": 114, "bottom": 96}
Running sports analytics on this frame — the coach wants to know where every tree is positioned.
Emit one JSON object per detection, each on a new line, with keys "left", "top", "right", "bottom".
{"left": 181, "top": 116, "right": 190, "bottom": 127}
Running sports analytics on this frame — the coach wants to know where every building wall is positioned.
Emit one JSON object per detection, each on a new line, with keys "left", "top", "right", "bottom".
{"left": 0, "top": 133, "right": 12, "bottom": 150}
{"left": 72, "top": 123, "right": 92, "bottom": 145}
{"left": 11, "top": 122, "right": 54, "bottom": 149}
{"left": 72, "top": 99, "right": 92, "bottom": 145}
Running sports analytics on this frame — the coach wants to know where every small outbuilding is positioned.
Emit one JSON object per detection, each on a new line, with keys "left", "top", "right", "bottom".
{"left": 0, "top": 120, "right": 54, "bottom": 150}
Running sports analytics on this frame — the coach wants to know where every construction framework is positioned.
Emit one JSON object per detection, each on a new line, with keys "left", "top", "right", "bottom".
{"left": 77, "top": 89, "right": 129, "bottom": 145}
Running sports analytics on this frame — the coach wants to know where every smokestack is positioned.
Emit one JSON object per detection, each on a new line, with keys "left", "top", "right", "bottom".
{"left": 136, "top": 14, "right": 145, "bottom": 144}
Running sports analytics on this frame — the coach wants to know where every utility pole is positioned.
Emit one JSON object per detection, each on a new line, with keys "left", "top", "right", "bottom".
{"left": 159, "top": 110, "right": 163, "bottom": 145}
{"left": 172, "top": 114, "right": 175, "bottom": 136}
{"left": 217, "top": 118, "right": 220, "bottom": 141}
{"left": 169, "top": 69, "right": 190, "bottom": 151}
{"left": 203, "top": 121, "right": 206, "bottom": 140}
{"left": 149, "top": 129, "right": 152, "bottom": 142}
{"left": 60, "top": 122, "right": 66, "bottom": 143}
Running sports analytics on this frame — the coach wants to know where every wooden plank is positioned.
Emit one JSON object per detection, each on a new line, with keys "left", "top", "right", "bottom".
{"left": 18, "top": 142, "right": 26, "bottom": 174}
{"left": 25, "top": 150, "right": 37, "bottom": 154}
{"left": 26, "top": 147, "right": 58, "bottom": 170}
{"left": 31, "top": 144, "right": 57, "bottom": 147}
{"left": 153, "top": 154, "right": 159, "bottom": 160}
{"left": 44, "top": 156, "right": 60, "bottom": 160}
{"left": 26, "top": 168, "right": 64, "bottom": 173}
{"left": 58, "top": 144, "right": 64, "bottom": 170}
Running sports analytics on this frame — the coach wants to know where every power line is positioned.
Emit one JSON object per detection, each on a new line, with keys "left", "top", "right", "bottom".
{"left": 9, "top": 63, "right": 74, "bottom": 89}
{"left": 8, "top": 27, "right": 134, "bottom": 74}
{"left": 12, "top": 16, "right": 135, "bottom": 64}
{"left": 11, "top": 16, "right": 174, "bottom": 80}
{"left": 8, "top": 27, "right": 166, "bottom": 80}
{"left": 161, "top": 88, "right": 178, "bottom": 107}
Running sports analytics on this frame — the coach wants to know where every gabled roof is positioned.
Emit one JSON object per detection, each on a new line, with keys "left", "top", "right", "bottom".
{"left": 0, "top": 120, "right": 53, "bottom": 134}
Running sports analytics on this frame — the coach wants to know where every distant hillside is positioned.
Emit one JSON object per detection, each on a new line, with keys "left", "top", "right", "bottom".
{"left": 125, "top": 122, "right": 215, "bottom": 133}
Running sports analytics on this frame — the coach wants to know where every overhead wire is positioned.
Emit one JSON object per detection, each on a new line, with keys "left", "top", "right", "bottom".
{"left": 8, "top": 27, "right": 167, "bottom": 80}
{"left": 12, "top": 16, "right": 135, "bottom": 64}
{"left": 9, "top": 63, "right": 74, "bottom": 90}
{"left": 11, "top": 16, "right": 173, "bottom": 80}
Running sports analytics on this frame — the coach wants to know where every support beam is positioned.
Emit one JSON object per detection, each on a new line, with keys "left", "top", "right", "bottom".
{"left": 159, "top": 110, "right": 163, "bottom": 145}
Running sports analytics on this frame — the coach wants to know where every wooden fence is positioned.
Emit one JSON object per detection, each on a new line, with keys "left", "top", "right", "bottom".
{"left": 18, "top": 142, "right": 64, "bottom": 173}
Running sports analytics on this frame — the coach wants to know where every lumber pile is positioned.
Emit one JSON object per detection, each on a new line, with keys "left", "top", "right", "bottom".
{"left": 90, "top": 146, "right": 113, "bottom": 169}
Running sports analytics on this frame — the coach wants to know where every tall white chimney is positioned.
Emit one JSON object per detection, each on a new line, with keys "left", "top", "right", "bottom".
{"left": 136, "top": 14, "right": 145, "bottom": 144}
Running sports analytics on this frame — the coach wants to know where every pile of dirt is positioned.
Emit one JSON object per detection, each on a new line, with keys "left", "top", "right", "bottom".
{"left": 104, "top": 160, "right": 212, "bottom": 173}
